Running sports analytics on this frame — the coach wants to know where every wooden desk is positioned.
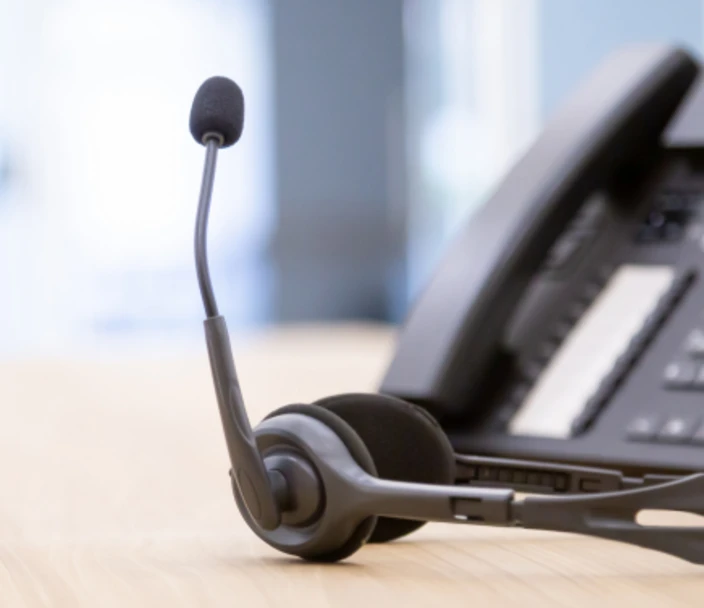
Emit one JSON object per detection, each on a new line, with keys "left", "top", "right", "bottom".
{"left": 1, "top": 323, "right": 703, "bottom": 607}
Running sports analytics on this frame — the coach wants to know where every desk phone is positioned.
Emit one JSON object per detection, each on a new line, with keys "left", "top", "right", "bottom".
{"left": 381, "top": 44, "right": 704, "bottom": 479}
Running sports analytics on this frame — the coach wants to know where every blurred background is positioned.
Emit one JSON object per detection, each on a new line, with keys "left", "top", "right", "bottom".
{"left": 0, "top": 0, "right": 701, "bottom": 357}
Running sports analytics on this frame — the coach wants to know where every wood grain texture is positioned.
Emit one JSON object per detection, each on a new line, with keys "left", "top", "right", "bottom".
{"left": 1, "top": 323, "right": 703, "bottom": 607}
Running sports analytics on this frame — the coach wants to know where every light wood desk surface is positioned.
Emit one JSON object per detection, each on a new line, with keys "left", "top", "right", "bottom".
{"left": 1, "top": 323, "right": 703, "bottom": 607}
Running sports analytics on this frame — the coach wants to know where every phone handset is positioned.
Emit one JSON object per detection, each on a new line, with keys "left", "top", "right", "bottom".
{"left": 381, "top": 45, "right": 699, "bottom": 419}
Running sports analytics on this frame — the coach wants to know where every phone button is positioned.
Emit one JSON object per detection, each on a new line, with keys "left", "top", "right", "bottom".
{"left": 663, "top": 360, "right": 697, "bottom": 388}
{"left": 684, "top": 328, "right": 704, "bottom": 357}
{"left": 625, "top": 415, "right": 661, "bottom": 441}
{"left": 656, "top": 417, "right": 698, "bottom": 443}
{"left": 690, "top": 424, "right": 704, "bottom": 445}
{"left": 693, "top": 366, "right": 704, "bottom": 389}
{"left": 544, "top": 237, "right": 582, "bottom": 271}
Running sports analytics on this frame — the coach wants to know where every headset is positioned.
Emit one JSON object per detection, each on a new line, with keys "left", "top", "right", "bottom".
{"left": 189, "top": 75, "right": 704, "bottom": 564}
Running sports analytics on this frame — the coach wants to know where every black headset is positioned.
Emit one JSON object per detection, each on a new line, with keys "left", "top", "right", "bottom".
{"left": 188, "top": 76, "right": 704, "bottom": 564}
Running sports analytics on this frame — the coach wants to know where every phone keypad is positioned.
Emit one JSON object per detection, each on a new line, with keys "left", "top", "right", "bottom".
{"left": 624, "top": 296, "right": 704, "bottom": 446}
{"left": 572, "top": 270, "right": 695, "bottom": 436}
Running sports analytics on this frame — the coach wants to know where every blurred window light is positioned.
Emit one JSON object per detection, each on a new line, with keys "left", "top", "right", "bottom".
{"left": 402, "top": 0, "right": 703, "bottom": 308}
{"left": 0, "top": 0, "right": 274, "bottom": 355}
{"left": 404, "top": 0, "right": 539, "bottom": 300}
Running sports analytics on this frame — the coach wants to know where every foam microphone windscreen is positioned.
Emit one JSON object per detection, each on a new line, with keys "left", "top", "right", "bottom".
{"left": 189, "top": 76, "right": 244, "bottom": 147}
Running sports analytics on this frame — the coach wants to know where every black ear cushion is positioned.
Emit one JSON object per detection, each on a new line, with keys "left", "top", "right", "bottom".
{"left": 264, "top": 403, "right": 378, "bottom": 562}
{"left": 313, "top": 393, "right": 456, "bottom": 544}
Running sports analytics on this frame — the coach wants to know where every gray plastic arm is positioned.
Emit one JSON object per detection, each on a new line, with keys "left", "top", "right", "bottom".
{"left": 362, "top": 478, "right": 516, "bottom": 525}
{"left": 516, "top": 473, "right": 704, "bottom": 564}
{"left": 361, "top": 474, "right": 704, "bottom": 563}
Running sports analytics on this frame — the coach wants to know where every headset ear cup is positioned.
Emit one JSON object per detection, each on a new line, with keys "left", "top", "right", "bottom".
{"left": 263, "top": 403, "right": 378, "bottom": 562}
{"left": 313, "top": 393, "right": 456, "bottom": 544}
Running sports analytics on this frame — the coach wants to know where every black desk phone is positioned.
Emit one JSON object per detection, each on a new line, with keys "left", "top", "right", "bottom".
{"left": 381, "top": 44, "right": 704, "bottom": 480}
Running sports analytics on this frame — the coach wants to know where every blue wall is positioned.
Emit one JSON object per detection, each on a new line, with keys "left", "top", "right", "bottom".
{"left": 539, "top": 0, "right": 703, "bottom": 118}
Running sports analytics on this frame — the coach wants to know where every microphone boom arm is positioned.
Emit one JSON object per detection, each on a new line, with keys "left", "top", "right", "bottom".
{"left": 195, "top": 138, "right": 221, "bottom": 318}
{"left": 195, "top": 135, "right": 281, "bottom": 530}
